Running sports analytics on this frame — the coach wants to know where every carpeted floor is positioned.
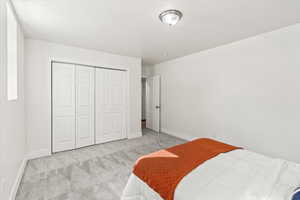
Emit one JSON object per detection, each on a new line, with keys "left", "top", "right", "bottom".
{"left": 16, "top": 129, "right": 185, "bottom": 200}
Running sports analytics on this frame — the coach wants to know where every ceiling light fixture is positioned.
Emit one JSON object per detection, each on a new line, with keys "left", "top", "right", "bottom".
{"left": 159, "top": 9, "right": 183, "bottom": 26}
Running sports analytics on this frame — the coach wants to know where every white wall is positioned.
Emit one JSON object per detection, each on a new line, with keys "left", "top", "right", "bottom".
{"left": 24, "top": 39, "right": 142, "bottom": 158}
{"left": 154, "top": 23, "right": 300, "bottom": 163}
{"left": 0, "top": 0, "right": 26, "bottom": 199}
{"left": 142, "top": 64, "right": 153, "bottom": 78}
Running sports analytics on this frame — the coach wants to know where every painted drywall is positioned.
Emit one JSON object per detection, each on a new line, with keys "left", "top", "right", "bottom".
{"left": 0, "top": 0, "right": 26, "bottom": 199}
{"left": 141, "top": 64, "right": 153, "bottom": 78}
{"left": 24, "top": 39, "right": 142, "bottom": 158}
{"left": 154, "top": 23, "right": 300, "bottom": 163}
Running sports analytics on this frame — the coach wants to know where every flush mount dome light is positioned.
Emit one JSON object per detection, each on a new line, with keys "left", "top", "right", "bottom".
{"left": 159, "top": 9, "right": 183, "bottom": 26}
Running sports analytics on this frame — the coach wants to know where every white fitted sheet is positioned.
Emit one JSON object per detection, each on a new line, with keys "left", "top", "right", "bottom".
{"left": 122, "top": 149, "right": 300, "bottom": 200}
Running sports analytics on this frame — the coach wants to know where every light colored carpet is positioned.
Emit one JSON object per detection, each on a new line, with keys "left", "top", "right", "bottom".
{"left": 16, "top": 129, "right": 185, "bottom": 200}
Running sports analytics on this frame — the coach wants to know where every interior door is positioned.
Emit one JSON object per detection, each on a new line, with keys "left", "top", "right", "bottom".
{"left": 52, "top": 63, "right": 76, "bottom": 152}
{"left": 75, "top": 65, "right": 95, "bottom": 148}
{"left": 95, "top": 68, "right": 127, "bottom": 143}
{"left": 146, "top": 75, "right": 160, "bottom": 132}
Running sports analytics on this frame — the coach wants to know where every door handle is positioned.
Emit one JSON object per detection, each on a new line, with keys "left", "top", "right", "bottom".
{"left": 155, "top": 106, "right": 160, "bottom": 109}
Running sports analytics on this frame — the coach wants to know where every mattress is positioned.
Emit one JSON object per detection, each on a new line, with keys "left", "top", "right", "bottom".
{"left": 122, "top": 149, "right": 300, "bottom": 200}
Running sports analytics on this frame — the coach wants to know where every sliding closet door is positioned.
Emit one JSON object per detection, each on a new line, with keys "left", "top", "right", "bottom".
{"left": 52, "top": 63, "right": 76, "bottom": 152}
{"left": 75, "top": 65, "right": 95, "bottom": 148}
{"left": 95, "top": 68, "right": 127, "bottom": 143}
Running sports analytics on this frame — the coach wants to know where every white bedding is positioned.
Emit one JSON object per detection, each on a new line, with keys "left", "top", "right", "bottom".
{"left": 122, "top": 149, "right": 300, "bottom": 200}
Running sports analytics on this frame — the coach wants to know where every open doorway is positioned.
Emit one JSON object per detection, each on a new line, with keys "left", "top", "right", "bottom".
{"left": 141, "top": 76, "right": 161, "bottom": 133}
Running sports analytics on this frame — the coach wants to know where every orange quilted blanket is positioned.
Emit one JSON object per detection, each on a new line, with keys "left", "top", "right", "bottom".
{"left": 133, "top": 138, "right": 241, "bottom": 200}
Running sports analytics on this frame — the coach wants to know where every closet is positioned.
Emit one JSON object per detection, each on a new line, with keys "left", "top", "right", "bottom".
{"left": 52, "top": 62, "right": 127, "bottom": 153}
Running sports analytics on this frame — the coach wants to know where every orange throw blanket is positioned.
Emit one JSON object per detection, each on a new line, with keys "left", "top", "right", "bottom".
{"left": 133, "top": 138, "right": 241, "bottom": 200}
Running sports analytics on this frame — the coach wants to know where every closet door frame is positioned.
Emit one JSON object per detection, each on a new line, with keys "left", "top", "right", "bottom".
{"left": 51, "top": 59, "right": 129, "bottom": 154}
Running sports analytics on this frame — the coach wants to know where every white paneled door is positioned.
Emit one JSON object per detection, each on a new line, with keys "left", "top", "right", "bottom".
{"left": 95, "top": 68, "right": 127, "bottom": 143}
{"left": 52, "top": 63, "right": 76, "bottom": 152}
{"left": 146, "top": 75, "right": 160, "bottom": 132}
{"left": 75, "top": 66, "right": 95, "bottom": 148}
{"left": 53, "top": 62, "right": 128, "bottom": 152}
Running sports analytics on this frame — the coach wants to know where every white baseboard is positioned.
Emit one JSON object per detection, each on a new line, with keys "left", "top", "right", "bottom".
{"left": 27, "top": 149, "right": 51, "bottom": 160}
{"left": 161, "top": 128, "right": 196, "bottom": 141}
{"left": 9, "top": 158, "right": 27, "bottom": 200}
{"left": 8, "top": 149, "right": 51, "bottom": 200}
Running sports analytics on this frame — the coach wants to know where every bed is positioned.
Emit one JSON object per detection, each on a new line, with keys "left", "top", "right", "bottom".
{"left": 122, "top": 138, "right": 300, "bottom": 200}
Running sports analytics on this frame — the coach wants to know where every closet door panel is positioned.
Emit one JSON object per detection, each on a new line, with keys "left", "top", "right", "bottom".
{"left": 76, "top": 65, "right": 95, "bottom": 148}
{"left": 52, "top": 63, "right": 76, "bottom": 152}
{"left": 96, "top": 69, "right": 126, "bottom": 143}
